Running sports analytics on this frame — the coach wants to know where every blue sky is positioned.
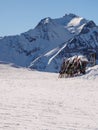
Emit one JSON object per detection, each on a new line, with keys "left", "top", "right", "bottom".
{"left": 0, "top": 0, "right": 98, "bottom": 36}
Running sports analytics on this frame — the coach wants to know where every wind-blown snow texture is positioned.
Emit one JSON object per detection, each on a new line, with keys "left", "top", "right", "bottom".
{"left": 0, "top": 63, "right": 98, "bottom": 130}
{"left": 0, "top": 13, "right": 98, "bottom": 72}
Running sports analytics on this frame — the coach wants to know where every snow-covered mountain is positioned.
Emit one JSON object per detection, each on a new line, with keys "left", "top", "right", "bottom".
{"left": 0, "top": 13, "right": 98, "bottom": 72}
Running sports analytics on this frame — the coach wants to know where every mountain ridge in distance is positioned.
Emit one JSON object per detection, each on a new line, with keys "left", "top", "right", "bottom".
{"left": 0, "top": 13, "right": 98, "bottom": 72}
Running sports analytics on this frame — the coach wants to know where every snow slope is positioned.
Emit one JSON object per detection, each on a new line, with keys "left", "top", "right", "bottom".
{"left": 0, "top": 63, "right": 98, "bottom": 130}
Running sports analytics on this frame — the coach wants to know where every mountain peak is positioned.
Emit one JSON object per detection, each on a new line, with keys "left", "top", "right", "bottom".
{"left": 36, "top": 17, "right": 52, "bottom": 27}
{"left": 85, "top": 20, "right": 96, "bottom": 28}
{"left": 64, "top": 13, "right": 78, "bottom": 18}
{"left": 0, "top": 13, "right": 98, "bottom": 72}
{"left": 43, "top": 17, "right": 51, "bottom": 24}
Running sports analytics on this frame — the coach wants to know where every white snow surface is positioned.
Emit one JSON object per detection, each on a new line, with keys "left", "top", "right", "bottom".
{"left": 0, "top": 63, "right": 98, "bottom": 130}
{"left": 67, "top": 17, "right": 84, "bottom": 27}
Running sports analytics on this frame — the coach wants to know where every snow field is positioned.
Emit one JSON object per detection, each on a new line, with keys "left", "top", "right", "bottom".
{"left": 0, "top": 64, "right": 98, "bottom": 130}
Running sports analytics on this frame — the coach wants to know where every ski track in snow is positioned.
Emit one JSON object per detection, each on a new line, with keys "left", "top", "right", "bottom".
{"left": 0, "top": 64, "right": 98, "bottom": 130}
